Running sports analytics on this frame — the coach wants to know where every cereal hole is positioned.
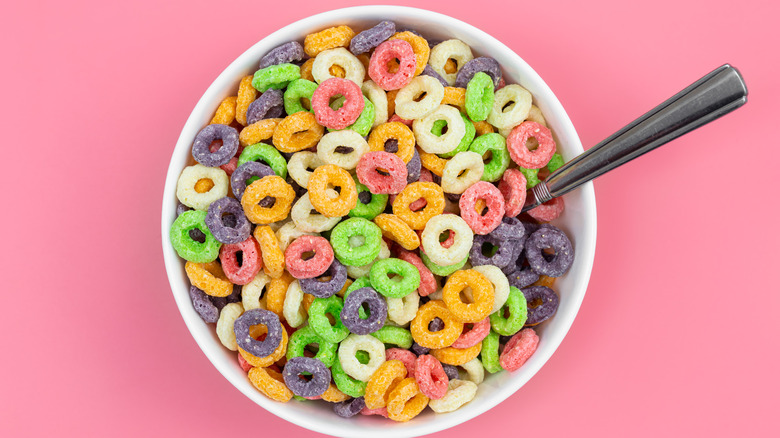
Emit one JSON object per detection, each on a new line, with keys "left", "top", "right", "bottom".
{"left": 326, "top": 313, "right": 336, "bottom": 325}
{"left": 482, "top": 150, "right": 493, "bottom": 164}
{"left": 525, "top": 137, "right": 540, "bottom": 151}
{"left": 301, "top": 97, "right": 312, "bottom": 111}
{"left": 348, "top": 235, "right": 366, "bottom": 247}
{"left": 502, "top": 101, "right": 516, "bottom": 112}
{"left": 259, "top": 196, "right": 276, "bottom": 208}
{"left": 334, "top": 145, "right": 355, "bottom": 154}
{"left": 236, "top": 250, "right": 244, "bottom": 267}
{"left": 358, "top": 191, "right": 372, "bottom": 204}
{"left": 188, "top": 228, "right": 207, "bottom": 243}
{"left": 301, "top": 250, "right": 316, "bottom": 261}
{"left": 444, "top": 58, "right": 458, "bottom": 74}
{"left": 221, "top": 213, "right": 238, "bottom": 228}
{"left": 413, "top": 91, "right": 428, "bottom": 102}
{"left": 194, "top": 178, "right": 215, "bottom": 193}
{"left": 459, "top": 287, "right": 474, "bottom": 304}
{"left": 329, "top": 64, "right": 347, "bottom": 78}
{"left": 480, "top": 241, "right": 499, "bottom": 257}
{"left": 529, "top": 297, "right": 544, "bottom": 308}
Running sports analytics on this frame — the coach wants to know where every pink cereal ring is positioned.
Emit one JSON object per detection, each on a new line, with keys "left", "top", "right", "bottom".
{"left": 498, "top": 168, "right": 527, "bottom": 217}
{"left": 459, "top": 181, "right": 505, "bottom": 235}
{"left": 311, "top": 77, "right": 364, "bottom": 130}
{"left": 368, "top": 39, "right": 417, "bottom": 91}
{"left": 396, "top": 249, "right": 436, "bottom": 297}
{"left": 284, "top": 235, "right": 334, "bottom": 279}
{"left": 507, "top": 121, "right": 556, "bottom": 169}
{"left": 238, "top": 352, "right": 253, "bottom": 372}
{"left": 451, "top": 317, "right": 491, "bottom": 349}
{"left": 361, "top": 407, "right": 389, "bottom": 418}
{"left": 414, "top": 354, "right": 449, "bottom": 400}
{"left": 500, "top": 328, "right": 539, "bottom": 372}
{"left": 388, "top": 114, "right": 413, "bottom": 127}
{"left": 220, "top": 237, "right": 262, "bottom": 285}
{"left": 386, "top": 348, "right": 417, "bottom": 376}
{"left": 418, "top": 168, "right": 434, "bottom": 183}
{"left": 356, "top": 151, "right": 408, "bottom": 194}
{"left": 527, "top": 196, "right": 565, "bottom": 222}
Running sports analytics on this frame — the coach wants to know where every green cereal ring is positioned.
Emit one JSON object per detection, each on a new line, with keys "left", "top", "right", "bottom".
{"left": 293, "top": 395, "right": 310, "bottom": 402}
{"left": 480, "top": 330, "right": 502, "bottom": 373}
{"left": 283, "top": 78, "right": 318, "bottom": 114}
{"left": 330, "top": 218, "right": 383, "bottom": 266}
{"left": 332, "top": 356, "right": 367, "bottom": 397}
{"left": 469, "top": 133, "right": 510, "bottom": 182}
{"left": 421, "top": 252, "right": 468, "bottom": 276}
{"left": 237, "top": 143, "right": 288, "bottom": 180}
{"left": 465, "top": 72, "right": 495, "bottom": 122}
{"left": 170, "top": 210, "right": 221, "bottom": 262}
{"left": 308, "top": 296, "right": 350, "bottom": 343}
{"left": 370, "top": 325, "right": 413, "bottom": 349}
{"left": 330, "top": 96, "right": 375, "bottom": 137}
{"left": 436, "top": 113, "right": 476, "bottom": 158}
{"left": 286, "top": 324, "right": 338, "bottom": 368}
{"left": 519, "top": 167, "right": 540, "bottom": 189}
{"left": 252, "top": 63, "right": 301, "bottom": 92}
{"left": 489, "top": 286, "right": 528, "bottom": 336}
{"left": 348, "top": 175, "right": 388, "bottom": 220}
{"left": 369, "top": 258, "right": 421, "bottom": 299}
{"left": 547, "top": 153, "right": 564, "bottom": 173}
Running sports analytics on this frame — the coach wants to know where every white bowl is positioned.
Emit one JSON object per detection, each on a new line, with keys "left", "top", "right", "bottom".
{"left": 161, "top": 5, "right": 597, "bottom": 437}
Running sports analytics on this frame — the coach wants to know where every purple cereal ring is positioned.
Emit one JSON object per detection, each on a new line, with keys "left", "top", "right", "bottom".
{"left": 189, "top": 285, "right": 219, "bottom": 323}
{"left": 333, "top": 396, "right": 366, "bottom": 418}
{"left": 246, "top": 89, "right": 285, "bottom": 124}
{"left": 205, "top": 197, "right": 251, "bottom": 244}
{"left": 454, "top": 57, "right": 502, "bottom": 88}
{"left": 469, "top": 233, "right": 515, "bottom": 269}
{"left": 176, "top": 203, "right": 192, "bottom": 216}
{"left": 192, "top": 124, "right": 239, "bottom": 167}
{"left": 525, "top": 226, "right": 574, "bottom": 277}
{"left": 258, "top": 41, "right": 305, "bottom": 69}
{"left": 282, "top": 356, "right": 331, "bottom": 398}
{"left": 406, "top": 149, "right": 422, "bottom": 184}
{"left": 422, "top": 65, "right": 448, "bottom": 88}
{"left": 491, "top": 217, "right": 527, "bottom": 242}
{"left": 349, "top": 20, "right": 396, "bottom": 55}
{"left": 299, "top": 259, "right": 347, "bottom": 298}
{"left": 411, "top": 342, "right": 430, "bottom": 356}
{"left": 522, "top": 286, "right": 559, "bottom": 325}
{"left": 234, "top": 309, "right": 283, "bottom": 358}
{"left": 506, "top": 264, "right": 540, "bottom": 289}
{"left": 231, "top": 161, "right": 275, "bottom": 199}
{"left": 211, "top": 284, "right": 241, "bottom": 310}
{"left": 442, "top": 363, "right": 459, "bottom": 381}
{"left": 340, "top": 287, "right": 387, "bottom": 335}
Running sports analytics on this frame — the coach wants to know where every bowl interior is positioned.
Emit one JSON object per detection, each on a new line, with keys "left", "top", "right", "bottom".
{"left": 161, "top": 6, "right": 597, "bottom": 437}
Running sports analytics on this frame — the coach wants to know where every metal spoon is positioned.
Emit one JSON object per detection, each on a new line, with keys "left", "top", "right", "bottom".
{"left": 521, "top": 64, "right": 748, "bottom": 213}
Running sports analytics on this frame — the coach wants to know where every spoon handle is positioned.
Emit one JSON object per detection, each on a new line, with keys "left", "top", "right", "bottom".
{"left": 523, "top": 64, "right": 748, "bottom": 212}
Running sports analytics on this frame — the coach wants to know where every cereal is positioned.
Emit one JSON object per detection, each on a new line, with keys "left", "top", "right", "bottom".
{"left": 356, "top": 151, "right": 408, "bottom": 195}
{"left": 330, "top": 217, "right": 383, "bottom": 266}
{"left": 394, "top": 75, "right": 445, "bottom": 120}
{"left": 410, "top": 300, "right": 464, "bottom": 349}
{"left": 248, "top": 366, "right": 293, "bottom": 403}
{"left": 451, "top": 317, "right": 491, "bottom": 349}
{"left": 498, "top": 168, "right": 528, "bottom": 217}
{"left": 386, "top": 290, "right": 420, "bottom": 326}
{"left": 442, "top": 269, "right": 494, "bottom": 323}
{"left": 414, "top": 354, "right": 449, "bottom": 399}
{"left": 311, "top": 77, "right": 364, "bottom": 130}
{"left": 487, "top": 84, "right": 533, "bottom": 130}
{"left": 464, "top": 71, "right": 494, "bottom": 121}
{"left": 210, "top": 96, "right": 237, "bottom": 125}
{"left": 386, "top": 348, "right": 417, "bottom": 375}
{"left": 469, "top": 233, "right": 515, "bottom": 270}
{"left": 413, "top": 105, "right": 466, "bottom": 155}
{"left": 527, "top": 197, "right": 565, "bottom": 222}
{"left": 185, "top": 261, "right": 232, "bottom": 297}
{"left": 284, "top": 235, "right": 335, "bottom": 279}
{"left": 239, "top": 323, "right": 288, "bottom": 368}
{"left": 205, "top": 197, "right": 252, "bottom": 244}
{"left": 418, "top": 149, "right": 449, "bottom": 177}
{"left": 361, "top": 80, "right": 389, "bottom": 128}
{"left": 388, "top": 31, "right": 429, "bottom": 76}
{"left": 239, "top": 118, "right": 282, "bottom": 148}
{"left": 304, "top": 25, "right": 355, "bottom": 57}
{"left": 252, "top": 63, "right": 301, "bottom": 93}
{"left": 234, "top": 308, "right": 284, "bottom": 358}
{"left": 170, "top": 210, "right": 221, "bottom": 263}
{"left": 283, "top": 356, "right": 332, "bottom": 398}
{"left": 299, "top": 258, "right": 347, "bottom": 298}
{"left": 430, "top": 342, "right": 482, "bottom": 366}
{"left": 231, "top": 161, "right": 275, "bottom": 199}
{"left": 308, "top": 295, "right": 350, "bottom": 343}
{"left": 469, "top": 133, "right": 509, "bottom": 182}
{"left": 291, "top": 193, "right": 342, "bottom": 233}
{"left": 272, "top": 111, "right": 325, "bottom": 153}
{"left": 333, "top": 396, "right": 366, "bottom": 418}
{"left": 192, "top": 124, "right": 240, "bottom": 167}
{"left": 349, "top": 177, "right": 388, "bottom": 220}
{"left": 459, "top": 181, "right": 505, "bottom": 235}
{"left": 374, "top": 213, "right": 420, "bottom": 250}
{"left": 283, "top": 78, "right": 317, "bottom": 115}
{"left": 307, "top": 164, "right": 358, "bottom": 217}
{"left": 333, "top": 95, "right": 375, "bottom": 136}
{"left": 525, "top": 225, "right": 574, "bottom": 277}
{"left": 254, "top": 225, "right": 286, "bottom": 279}
{"left": 189, "top": 286, "right": 219, "bottom": 323}
{"left": 242, "top": 271, "right": 271, "bottom": 311}
{"left": 369, "top": 258, "right": 421, "bottom": 299}
{"left": 420, "top": 214, "right": 473, "bottom": 266}
{"left": 312, "top": 48, "right": 366, "bottom": 85}
{"left": 241, "top": 176, "right": 295, "bottom": 225}
{"left": 350, "top": 21, "right": 396, "bottom": 55}
{"left": 259, "top": 41, "right": 305, "bottom": 69}
{"left": 472, "top": 265, "right": 510, "bottom": 314}
{"left": 340, "top": 287, "right": 387, "bottom": 335}
{"left": 286, "top": 324, "right": 337, "bottom": 366}
{"left": 396, "top": 249, "right": 437, "bottom": 297}
{"left": 338, "top": 334, "right": 386, "bottom": 382}
{"left": 429, "top": 39, "right": 474, "bottom": 86}
{"left": 489, "top": 286, "right": 528, "bottom": 336}
{"left": 500, "top": 328, "right": 539, "bottom": 371}
{"left": 435, "top": 113, "right": 475, "bottom": 159}
{"left": 367, "top": 122, "right": 415, "bottom": 163}
{"left": 364, "top": 360, "right": 407, "bottom": 409}
{"left": 237, "top": 142, "right": 288, "bottom": 179}
{"left": 368, "top": 40, "right": 416, "bottom": 90}
{"left": 386, "top": 377, "right": 429, "bottom": 422}
{"left": 282, "top": 280, "right": 308, "bottom": 327}
{"left": 220, "top": 237, "right": 262, "bottom": 285}
{"left": 176, "top": 164, "right": 229, "bottom": 211}
{"left": 427, "top": 379, "right": 477, "bottom": 413}
{"left": 454, "top": 57, "right": 501, "bottom": 88}
{"left": 317, "top": 130, "right": 369, "bottom": 170}
{"left": 506, "top": 121, "right": 556, "bottom": 169}
{"left": 266, "top": 271, "right": 294, "bottom": 317}
{"left": 522, "top": 286, "right": 559, "bottom": 325}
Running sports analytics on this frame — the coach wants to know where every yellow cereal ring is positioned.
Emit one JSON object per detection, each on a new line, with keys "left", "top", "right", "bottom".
{"left": 442, "top": 269, "right": 495, "bottom": 323}
{"left": 248, "top": 367, "right": 293, "bottom": 402}
{"left": 418, "top": 149, "right": 449, "bottom": 176}
{"left": 374, "top": 213, "right": 420, "bottom": 251}
{"left": 241, "top": 175, "right": 295, "bottom": 224}
{"left": 266, "top": 271, "right": 294, "bottom": 318}
{"left": 430, "top": 342, "right": 483, "bottom": 366}
{"left": 272, "top": 112, "right": 325, "bottom": 153}
{"left": 304, "top": 25, "right": 355, "bottom": 57}
{"left": 254, "top": 225, "right": 286, "bottom": 279}
{"left": 300, "top": 58, "right": 315, "bottom": 82}
{"left": 387, "top": 377, "right": 429, "bottom": 422}
{"left": 367, "top": 122, "right": 415, "bottom": 163}
{"left": 392, "top": 182, "right": 445, "bottom": 230}
{"left": 364, "top": 360, "right": 408, "bottom": 409}
{"left": 410, "top": 300, "right": 463, "bottom": 349}
{"left": 442, "top": 87, "right": 467, "bottom": 113}
{"left": 239, "top": 118, "right": 282, "bottom": 148}
{"left": 388, "top": 32, "right": 430, "bottom": 76}
{"left": 321, "top": 383, "right": 351, "bottom": 403}
{"left": 236, "top": 75, "right": 258, "bottom": 126}
{"left": 185, "top": 261, "right": 232, "bottom": 297}
{"left": 473, "top": 120, "right": 496, "bottom": 136}
{"left": 210, "top": 96, "right": 237, "bottom": 125}
{"left": 307, "top": 164, "right": 358, "bottom": 217}
{"left": 239, "top": 326, "right": 289, "bottom": 367}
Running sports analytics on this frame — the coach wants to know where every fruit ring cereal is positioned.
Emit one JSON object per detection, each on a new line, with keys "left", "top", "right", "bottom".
{"left": 286, "top": 324, "right": 337, "bottom": 366}
{"left": 413, "top": 105, "right": 466, "bottom": 155}
{"left": 304, "top": 25, "right": 355, "bottom": 57}
{"left": 427, "top": 379, "right": 477, "bottom": 413}
{"left": 234, "top": 308, "right": 284, "bottom": 358}
{"left": 414, "top": 354, "right": 449, "bottom": 400}
{"left": 170, "top": 210, "right": 221, "bottom": 263}
{"left": 241, "top": 175, "right": 295, "bottom": 225}
{"left": 369, "top": 258, "right": 421, "bottom": 299}
{"left": 308, "top": 295, "right": 350, "bottom": 343}
{"left": 454, "top": 56, "right": 501, "bottom": 88}
{"left": 522, "top": 286, "right": 560, "bottom": 326}
{"left": 272, "top": 111, "right": 325, "bottom": 153}
{"left": 527, "top": 197, "right": 565, "bottom": 222}
{"left": 396, "top": 249, "right": 437, "bottom": 297}
{"left": 356, "top": 151, "right": 408, "bottom": 195}
{"left": 341, "top": 287, "right": 387, "bottom": 335}
{"left": 367, "top": 122, "right": 415, "bottom": 163}
{"left": 231, "top": 161, "right": 275, "bottom": 199}
{"left": 420, "top": 214, "right": 473, "bottom": 266}
{"left": 176, "top": 164, "right": 229, "bottom": 211}
{"left": 283, "top": 356, "right": 332, "bottom": 398}
{"left": 312, "top": 48, "right": 366, "bottom": 86}
{"left": 525, "top": 225, "right": 574, "bottom": 277}
{"left": 252, "top": 63, "right": 301, "bottom": 92}
{"left": 364, "top": 359, "right": 407, "bottom": 409}
{"left": 440, "top": 151, "right": 484, "bottom": 194}
{"left": 507, "top": 121, "right": 557, "bottom": 169}
{"left": 410, "top": 300, "right": 464, "bottom": 349}
{"left": 284, "top": 235, "right": 335, "bottom": 279}
{"left": 299, "top": 258, "right": 347, "bottom": 298}
{"left": 369, "top": 39, "right": 416, "bottom": 90}
{"left": 220, "top": 237, "right": 262, "bottom": 285}
{"left": 311, "top": 77, "right": 365, "bottom": 130}
{"left": 487, "top": 84, "right": 533, "bottom": 131}
{"left": 499, "top": 328, "right": 539, "bottom": 372}
{"left": 248, "top": 366, "right": 293, "bottom": 403}
{"left": 350, "top": 20, "right": 396, "bottom": 55}
{"left": 333, "top": 396, "right": 366, "bottom": 418}
{"left": 442, "top": 269, "right": 494, "bottom": 323}
{"left": 429, "top": 39, "right": 473, "bottom": 86}
{"left": 459, "top": 181, "right": 505, "bottom": 235}
{"left": 317, "top": 130, "right": 369, "bottom": 170}
{"left": 394, "top": 75, "right": 445, "bottom": 120}
{"left": 307, "top": 164, "right": 358, "bottom": 217}
{"left": 489, "top": 286, "right": 528, "bottom": 336}
{"left": 386, "top": 377, "right": 429, "bottom": 422}
{"left": 388, "top": 31, "right": 430, "bottom": 76}
{"left": 374, "top": 213, "right": 420, "bottom": 250}
{"left": 205, "top": 197, "right": 252, "bottom": 244}
{"left": 191, "top": 124, "right": 240, "bottom": 167}
{"left": 237, "top": 143, "right": 288, "bottom": 179}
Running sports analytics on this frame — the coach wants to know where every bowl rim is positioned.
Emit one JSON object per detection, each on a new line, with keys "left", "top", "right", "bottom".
{"left": 161, "top": 5, "right": 597, "bottom": 437}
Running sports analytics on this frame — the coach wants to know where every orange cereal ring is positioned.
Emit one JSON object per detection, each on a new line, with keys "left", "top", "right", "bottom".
{"left": 367, "top": 122, "right": 415, "bottom": 163}
{"left": 418, "top": 149, "right": 449, "bottom": 177}
{"left": 272, "top": 112, "right": 324, "bottom": 153}
{"left": 239, "top": 118, "right": 282, "bottom": 148}
{"left": 304, "top": 25, "right": 355, "bottom": 57}
{"left": 307, "top": 164, "right": 358, "bottom": 217}
{"left": 236, "top": 75, "right": 258, "bottom": 125}
{"left": 266, "top": 271, "right": 294, "bottom": 318}
{"left": 241, "top": 175, "right": 295, "bottom": 224}
{"left": 442, "top": 269, "right": 495, "bottom": 323}
{"left": 185, "top": 260, "right": 232, "bottom": 297}
{"left": 254, "top": 225, "right": 286, "bottom": 279}
{"left": 388, "top": 31, "right": 430, "bottom": 76}
{"left": 410, "top": 300, "right": 463, "bottom": 349}
{"left": 320, "top": 383, "right": 351, "bottom": 403}
{"left": 442, "top": 87, "right": 467, "bottom": 113}
{"left": 392, "top": 182, "right": 445, "bottom": 230}
{"left": 364, "top": 360, "right": 408, "bottom": 409}
{"left": 386, "top": 89, "right": 399, "bottom": 118}
{"left": 248, "top": 366, "right": 293, "bottom": 402}
{"left": 430, "top": 342, "right": 483, "bottom": 366}
{"left": 374, "top": 213, "right": 420, "bottom": 251}
{"left": 337, "top": 278, "right": 353, "bottom": 297}
{"left": 473, "top": 120, "right": 495, "bottom": 136}
{"left": 210, "top": 96, "right": 237, "bottom": 125}
{"left": 357, "top": 53, "right": 371, "bottom": 81}
{"left": 300, "top": 58, "right": 315, "bottom": 82}
{"left": 387, "top": 377, "right": 429, "bottom": 422}
{"left": 239, "top": 325, "right": 289, "bottom": 367}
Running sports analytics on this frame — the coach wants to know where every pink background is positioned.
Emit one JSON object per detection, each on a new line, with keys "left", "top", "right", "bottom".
{"left": 3, "top": 0, "right": 778, "bottom": 436}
